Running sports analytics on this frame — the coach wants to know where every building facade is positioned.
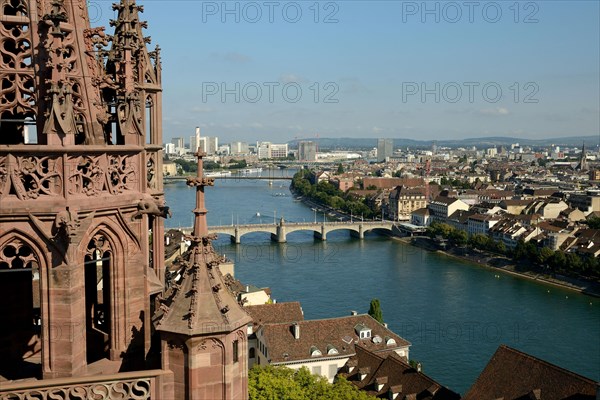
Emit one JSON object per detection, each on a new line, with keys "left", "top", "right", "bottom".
{"left": 377, "top": 139, "right": 393, "bottom": 162}
{"left": 298, "top": 141, "right": 317, "bottom": 161}
{"left": 389, "top": 186, "right": 427, "bottom": 221}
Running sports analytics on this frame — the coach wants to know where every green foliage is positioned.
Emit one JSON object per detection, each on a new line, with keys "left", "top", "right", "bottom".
{"left": 174, "top": 159, "right": 197, "bottom": 173}
{"left": 229, "top": 159, "right": 248, "bottom": 169}
{"left": 248, "top": 366, "right": 376, "bottom": 400}
{"left": 587, "top": 216, "right": 600, "bottom": 229}
{"left": 368, "top": 299, "right": 384, "bottom": 323}
{"left": 337, "top": 163, "right": 344, "bottom": 174}
{"left": 203, "top": 160, "right": 220, "bottom": 170}
{"left": 440, "top": 176, "right": 471, "bottom": 189}
{"left": 448, "top": 229, "right": 468, "bottom": 247}
{"left": 408, "top": 359, "right": 422, "bottom": 371}
{"left": 290, "top": 171, "right": 375, "bottom": 219}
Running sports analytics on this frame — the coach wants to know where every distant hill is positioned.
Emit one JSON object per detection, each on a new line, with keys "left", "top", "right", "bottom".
{"left": 288, "top": 136, "right": 599, "bottom": 150}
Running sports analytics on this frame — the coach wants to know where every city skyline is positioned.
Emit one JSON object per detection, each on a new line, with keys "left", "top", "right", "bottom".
{"left": 90, "top": 1, "right": 599, "bottom": 143}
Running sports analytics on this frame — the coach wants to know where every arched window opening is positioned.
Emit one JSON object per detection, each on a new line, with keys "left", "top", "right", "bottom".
{"left": 0, "top": 238, "right": 41, "bottom": 380}
{"left": 145, "top": 96, "right": 153, "bottom": 145}
{"left": 84, "top": 233, "right": 112, "bottom": 363}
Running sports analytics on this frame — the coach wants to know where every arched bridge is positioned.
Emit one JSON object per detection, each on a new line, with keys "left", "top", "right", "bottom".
{"left": 180, "top": 220, "right": 398, "bottom": 243}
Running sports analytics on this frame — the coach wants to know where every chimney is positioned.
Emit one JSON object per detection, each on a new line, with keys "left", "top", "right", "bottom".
{"left": 246, "top": 285, "right": 249, "bottom": 293}
{"left": 166, "top": 236, "right": 170, "bottom": 246}
{"left": 416, "top": 362, "right": 422, "bottom": 372}
{"left": 350, "top": 310, "right": 357, "bottom": 316}
{"left": 293, "top": 322, "right": 300, "bottom": 339}
{"left": 383, "top": 322, "right": 388, "bottom": 328}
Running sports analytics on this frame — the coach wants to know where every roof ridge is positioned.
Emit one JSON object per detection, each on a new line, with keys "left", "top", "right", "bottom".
{"left": 499, "top": 345, "right": 599, "bottom": 384}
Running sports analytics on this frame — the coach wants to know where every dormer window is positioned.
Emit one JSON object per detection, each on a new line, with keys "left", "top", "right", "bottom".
{"left": 385, "top": 336, "right": 396, "bottom": 346}
{"left": 358, "top": 367, "right": 370, "bottom": 381}
{"left": 309, "top": 346, "right": 322, "bottom": 357}
{"left": 354, "top": 323, "right": 372, "bottom": 339}
{"left": 326, "top": 344, "right": 338, "bottom": 355}
{"left": 375, "top": 376, "right": 388, "bottom": 391}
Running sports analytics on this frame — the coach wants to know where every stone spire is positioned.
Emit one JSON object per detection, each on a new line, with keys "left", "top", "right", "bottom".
{"left": 577, "top": 141, "right": 588, "bottom": 171}
{"left": 155, "top": 148, "right": 251, "bottom": 335}
{"left": 155, "top": 140, "right": 252, "bottom": 399}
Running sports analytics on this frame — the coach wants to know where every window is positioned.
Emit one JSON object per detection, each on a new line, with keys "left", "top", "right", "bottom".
{"left": 233, "top": 340, "right": 239, "bottom": 363}
{"left": 312, "top": 366, "right": 321, "bottom": 375}
{"left": 249, "top": 347, "right": 255, "bottom": 358}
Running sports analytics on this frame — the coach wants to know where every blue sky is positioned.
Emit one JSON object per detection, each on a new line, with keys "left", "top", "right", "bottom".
{"left": 93, "top": 1, "right": 599, "bottom": 143}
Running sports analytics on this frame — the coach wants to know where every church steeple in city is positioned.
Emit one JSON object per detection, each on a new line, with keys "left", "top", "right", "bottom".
{"left": 577, "top": 141, "right": 588, "bottom": 171}
{"left": 155, "top": 133, "right": 252, "bottom": 399}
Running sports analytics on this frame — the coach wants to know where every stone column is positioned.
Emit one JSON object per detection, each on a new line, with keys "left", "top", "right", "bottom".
{"left": 46, "top": 263, "right": 86, "bottom": 378}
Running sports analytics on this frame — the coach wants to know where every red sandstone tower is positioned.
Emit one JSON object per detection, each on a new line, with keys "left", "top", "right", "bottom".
{"left": 155, "top": 147, "right": 253, "bottom": 400}
{"left": 0, "top": 0, "right": 165, "bottom": 380}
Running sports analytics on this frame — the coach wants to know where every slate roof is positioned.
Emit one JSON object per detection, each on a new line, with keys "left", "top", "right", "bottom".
{"left": 463, "top": 345, "right": 598, "bottom": 400}
{"left": 338, "top": 345, "right": 460, "bottom": 400}
{"left": 259, "top": 314, "right": 410, "bottom": 364}
{"left": 245, "top": 302, "right": 304, "bottom": 328}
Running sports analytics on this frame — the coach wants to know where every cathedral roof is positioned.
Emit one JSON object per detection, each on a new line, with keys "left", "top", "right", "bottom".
{"left": 154, "top": 239, "right": 252, "bottom": 336}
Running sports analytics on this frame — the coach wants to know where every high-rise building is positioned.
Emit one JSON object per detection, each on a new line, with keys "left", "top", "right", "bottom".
{"left": 190, "top": 127, "right": 201, "bottom": 153}
{"left": 298, "top": 141, "right": 317, "bottom": 161}
{"left": 377, "top": 138, "right": 394, "bottom": 162}
{"left": 230, "top": 141, "right": 250, "bottom": 155}
{"left": 171, "top": 136, "right": 184, "bottom": 149}
{"left": 207, "top": 136, "right": 219, "bottom": 155}
{"left": 257, "top": 142, "right": 289, "bottom": 159}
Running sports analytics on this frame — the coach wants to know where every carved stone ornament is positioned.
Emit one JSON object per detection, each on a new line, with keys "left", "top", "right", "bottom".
{"left": 131, "top": 197, "right": 171, "bottom": 221}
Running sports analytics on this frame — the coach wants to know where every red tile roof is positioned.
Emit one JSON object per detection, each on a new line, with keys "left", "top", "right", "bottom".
{"left": 338, "top": 345, "right": 460, "bottom": 399}
{"left": 463, "top": 345, "right": 598, "bottom": 400}
{"left": 259, "top": 314, "right": 410, "bottom": 364}
{"left": 245, "top": 302, "right": 304, "bottom": 328}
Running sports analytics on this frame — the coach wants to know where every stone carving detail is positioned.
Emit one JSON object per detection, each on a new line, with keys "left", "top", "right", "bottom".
{"left": 186, "top": 176, "right": 214, "bottom": 187}
{"left": 0, "top": 155, "right": 8, "bottom": 195}
{"left": 131, "top": 197, "right": 171, "bottom": 221}
{"left": 69, "top": 155, "right": 105, "bottom": 195}
{"left": 12, "top": 156, "right": 62, "bottom": 199}
{"left": 53, "top": 208, "right": 80, "bottom": 241}
{"left": 67, "top": 154, "right": 138, "bottom": 195}
{"left": 167, "top": 340, "right": 185, "bottom": 351}
{"left": 0, "top": 0, "right": 36, "bottom": 121}
{"left": 146, "top": 152, "right": 157, "bottom": 190}
{"left": 85, "top": 233, "right": 112, "bottom": 258}
{"left": 108, "top": 154, "right": 137, "bottom": 194}
{"left": 0, "top": 239, "right": 38, "bottom": 270}
{"left": 0, "top": 377, "right": 152, "bottom": 399}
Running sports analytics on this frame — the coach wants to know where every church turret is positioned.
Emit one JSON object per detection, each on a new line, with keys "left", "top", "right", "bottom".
{"left": 155, "top": 142, "right": 252, "bottom": 399}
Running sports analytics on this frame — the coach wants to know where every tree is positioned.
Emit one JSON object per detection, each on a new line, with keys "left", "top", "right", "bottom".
{"left": 537, "top": 247, "right": 554, "bottom": 266}
{"left": 337, "top": 163, "right": 344, "bottom": 174}
{"left": 368, "top": 299, "right": 384, "bottom": 323}
{"left": 587, "top": 216, "right": 600, "bottom": 229}
{"left": 449, "top": 229, "right": 467, "bottom": 247}
{"left": 248, "top": 365, "right": 376, "bottom": 400}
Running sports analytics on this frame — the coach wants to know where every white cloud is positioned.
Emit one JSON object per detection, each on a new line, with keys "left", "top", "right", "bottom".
{"left": 478, "top": 107, "right": 510, "bottom": 116}
{"left": 279, "top": 74, "right": 307, "bottom": 84}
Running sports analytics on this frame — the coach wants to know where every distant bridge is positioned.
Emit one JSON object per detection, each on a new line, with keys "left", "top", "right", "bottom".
{"left": 179, "top": 220, "right": 399, "bottom": 243}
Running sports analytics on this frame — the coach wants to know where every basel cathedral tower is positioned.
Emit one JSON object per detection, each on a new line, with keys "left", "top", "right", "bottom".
{"left": 0, "top": 0, "right": 250, "bottom": 398}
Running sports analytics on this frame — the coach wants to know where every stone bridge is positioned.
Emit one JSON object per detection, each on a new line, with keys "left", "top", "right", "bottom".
{"left": 180, "top": 220, "right": 398, "bottom": 243}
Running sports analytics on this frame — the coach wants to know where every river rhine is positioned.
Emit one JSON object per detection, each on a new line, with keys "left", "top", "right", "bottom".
{"left": 164, "top": 173, "right": 599, "bottom": 395}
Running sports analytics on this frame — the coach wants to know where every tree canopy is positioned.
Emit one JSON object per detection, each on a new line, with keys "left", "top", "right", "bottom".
{"left": 368, "top": 299, "right": 384, "bottom": 323}
{"left": 249, "top": 365, "right": 376, "bottom": 400}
